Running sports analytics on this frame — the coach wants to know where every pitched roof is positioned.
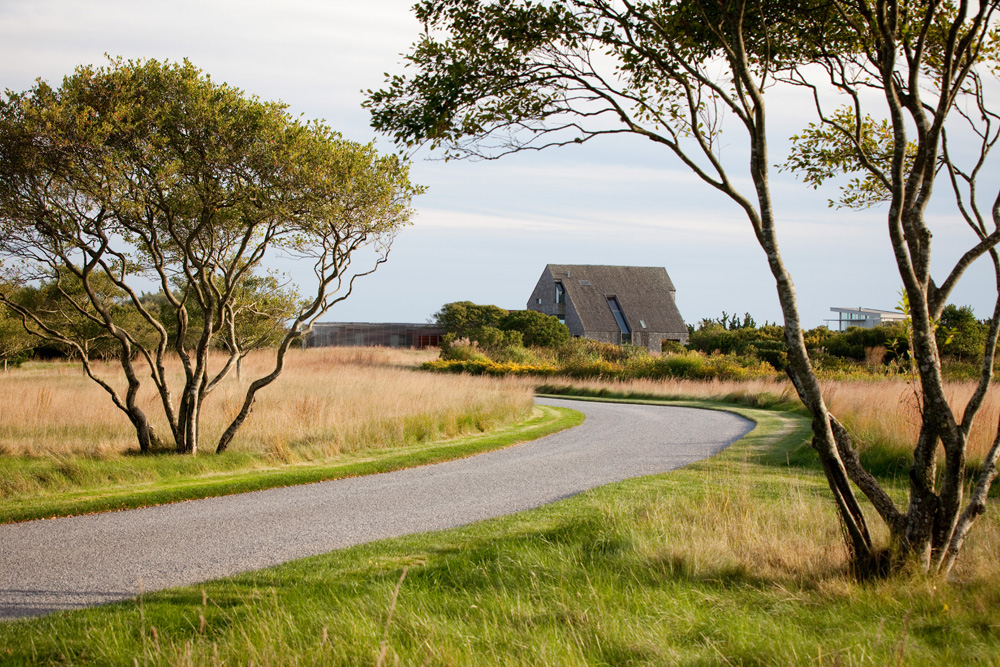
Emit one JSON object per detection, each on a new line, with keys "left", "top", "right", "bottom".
{"left": 546, "top": 264, "right": 686, "bottom": 334}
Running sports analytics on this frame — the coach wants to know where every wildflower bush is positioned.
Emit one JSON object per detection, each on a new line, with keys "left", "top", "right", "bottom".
{"left": 421, "top": 359, "right": 559, "bottom": 377}
{"left": 425, "top": 338, "right": 778, "bottom": 382}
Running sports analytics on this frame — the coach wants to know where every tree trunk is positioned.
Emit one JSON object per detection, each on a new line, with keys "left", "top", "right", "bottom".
{"left": 216, "top": 332, "right": 299, "bottom": 453}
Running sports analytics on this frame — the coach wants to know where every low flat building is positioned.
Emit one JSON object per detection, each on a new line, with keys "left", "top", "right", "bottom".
{"left": 526, "top": 264, "right": 688, "bottom": 352}
{"left": 305, "top": 322, "right": 444, "bottom": 349}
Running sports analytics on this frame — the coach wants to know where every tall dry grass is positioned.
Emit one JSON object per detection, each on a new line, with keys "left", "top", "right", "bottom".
{"left": 0, "top": 347, "right": 534, "bottom": 458}
{"left": 530, "top": 374, "right": 999, "bottom": 462}
{"left": 822, "top": 378, "right": 1000, "bottom": 462}
{"left": 531, "top": 375, "right": 795, "bottom": 404}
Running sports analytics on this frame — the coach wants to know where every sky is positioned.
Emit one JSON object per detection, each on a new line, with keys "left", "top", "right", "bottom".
{"left": 1, "top": 0, "right": 995, "bottom": 329}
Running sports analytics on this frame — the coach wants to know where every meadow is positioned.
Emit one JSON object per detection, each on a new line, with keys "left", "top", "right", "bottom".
{"left": 2, "top": 348, "right": 999, "bottom": 665}
{"left": 0, "top": 347, "right": 528, "bottom": 459}
{"left": 0, "top": 347, "right": 581, "bottom": 523}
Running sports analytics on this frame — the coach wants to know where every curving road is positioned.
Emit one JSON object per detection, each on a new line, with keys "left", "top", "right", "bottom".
{"left": 0, "top": 398, "right": 753, "bottom": 620}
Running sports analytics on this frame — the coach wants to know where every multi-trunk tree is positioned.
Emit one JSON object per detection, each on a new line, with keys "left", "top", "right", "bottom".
{"left": 367, "top": 0, "right": 1000, "bottom": 575}
{"left": 0, "top": 58, "right": 422, "bottom": 455}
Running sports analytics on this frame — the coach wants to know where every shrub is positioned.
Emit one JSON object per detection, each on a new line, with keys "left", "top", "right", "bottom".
{"left": 422, "top": 359, "right": 557, "bottom": 376}
{"left": 562, "top": 358, "right": 620, "bottom": 379}
{"left": 499, "top": 310, "right": 570, "bottom": 348}
{"left": 653, "top": 352, "right": 707, "bottom": 379}
{"left": 433, "top": 301, "right": 507, "bottom": 338}
{"left": 492, "top": 344, "right": 548, "bottom": 366}
{"left": 557, "top": 338, "right": 648, "bottom": 365}
{"left": 938, "top": 304, "right": 988, "bottom": 361}
{"left": 439, "top": 335, "right": 490, "bottom": 362}
{"left": 820, "top": 323, "right": 907, "bottom": 362}
{"left": 661, "top": 340, "right": 686, "bottom": 355}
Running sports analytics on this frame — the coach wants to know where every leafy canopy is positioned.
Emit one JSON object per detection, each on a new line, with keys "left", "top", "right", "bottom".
{"left": 0, "top": 57, "right": 422, "bottom": 454}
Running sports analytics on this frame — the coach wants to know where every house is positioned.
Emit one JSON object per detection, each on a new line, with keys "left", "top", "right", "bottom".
{"left": 305, "top": 322, "right": 444, "bottom": 349}
{"left": 827, "top": 307, "right": 907, "bottom": 331}
{"left": 526, "top": 264, "right": 688, "bottom": 352}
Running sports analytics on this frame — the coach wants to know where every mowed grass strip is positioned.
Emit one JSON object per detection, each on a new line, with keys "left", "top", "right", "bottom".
{"left": 6, "top": 398, "right": 998, "bottom": 665}
{"left": 0, "top": 405, "right": 582, "bottom": 524}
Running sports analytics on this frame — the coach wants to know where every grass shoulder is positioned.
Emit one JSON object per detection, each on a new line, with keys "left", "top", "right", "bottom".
{"left": 0, "top": 405, "right": 583, "bottom": 525}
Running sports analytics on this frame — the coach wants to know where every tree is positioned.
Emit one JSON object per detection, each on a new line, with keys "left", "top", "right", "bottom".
{"left": 500, "top": 309, "right": 571, "bottom": 348}
{"left": 368, "top": 0, "right": 1000, "bottom": 574}
{"left": 938, "top": 304, "right": 988, "bottom": 361}
{"left": 145, "top": 274, "right": 301, "bottom": 381}
{"left": 0, "top": 283, "right": 34, "bottom": 371}
{"left": 0, "top": 58, "right": 422, "bottom": 455}
{"left": 433, "top": 301, "right": 508, "bottom": 337}
{"left": 221, "top": 274, "right": 301, "bottom": 381}
{"left": 2, "top": 272, "right": 153, "bottom": 362}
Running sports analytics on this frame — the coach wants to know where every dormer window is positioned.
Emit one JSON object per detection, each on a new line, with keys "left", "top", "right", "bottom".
{"left": 555, "top": 282, "right": 566, "bottom": 304}
{"left": 607, "top": 296, "right": 631, "bottom": 334}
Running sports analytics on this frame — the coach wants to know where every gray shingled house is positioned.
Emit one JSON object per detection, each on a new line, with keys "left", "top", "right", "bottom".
{"left": 526, "top": 264, "right": 688, "bottom": 352}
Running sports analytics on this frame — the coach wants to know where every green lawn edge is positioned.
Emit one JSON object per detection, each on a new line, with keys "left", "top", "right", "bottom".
{"left": 537, "top": 392, "right": 811, "bottom": 462}
{"left": 0, "top": 405, "right": 583, "bottom": 525}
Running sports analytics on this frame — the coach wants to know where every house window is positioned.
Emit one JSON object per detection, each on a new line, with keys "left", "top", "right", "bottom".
{"left": 607, "top": 296, "right": 631, "bottom": 343}
{"left": 555, "top": 282, "right": 565, "bottom": 304}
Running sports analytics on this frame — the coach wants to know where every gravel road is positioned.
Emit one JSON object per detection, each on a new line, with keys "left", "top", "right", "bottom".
{"left": 0, "top": 397, "right": 753, "bottom": 620}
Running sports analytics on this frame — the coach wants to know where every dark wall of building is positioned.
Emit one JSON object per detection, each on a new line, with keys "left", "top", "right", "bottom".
{"left": 306, "top": 323, "right": 444, "bottom": 349}
{"left": 526, "top": 267, "right": 586, "bottom": 337}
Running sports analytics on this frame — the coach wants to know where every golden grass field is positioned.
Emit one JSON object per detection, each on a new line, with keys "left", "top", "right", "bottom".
{"left": 0, "top": 347, "right": 534, "bottom": 459}
{"left": 2, "top": 348, "right": 996, "bottom": 466}
{"left": 531, "top": 374, "right": 1000, "bottom": 463}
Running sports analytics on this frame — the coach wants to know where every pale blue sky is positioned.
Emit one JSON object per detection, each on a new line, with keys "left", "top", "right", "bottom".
{"left": 2, "top": 0, "right": 994, "bottom": 328}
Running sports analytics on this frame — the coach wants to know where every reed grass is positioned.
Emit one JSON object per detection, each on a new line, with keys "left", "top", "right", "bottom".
{"left": 0, "top": 347, "right": 539, "bottom": 508}
{"left": 530, "top": 375, "right": 1000, "bottom": 464}
{"left": 0, "top": 347, "right": 531, "bottom": 459}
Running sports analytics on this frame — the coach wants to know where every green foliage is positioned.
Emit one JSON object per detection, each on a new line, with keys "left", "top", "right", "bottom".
{"left": 435, "top": 301, "right": 570, "bottom": 362}
{"left": 434, "top": 307, "right": 986, "bottom": 382}
{"left": 782, "top": 107, "right": 918, "bottom": 209}
{"left": 2, "top": 272, "right": 156, "bottom": 361}
{"left": 433, "top": 301, "right": 507, "bottom": 338}
{"left": 431, "top": 338, "right": 780, "bottom": 382}
{"left": 499, "top": 309, "right": 570, "bottom": 348}
{"left": 687, "top": 321, "right": 788, "bottom": 370}
{"left": 819, "top": 322, "right": 907, "bottom": 363}
{"left": 661, "top": 339, "right": 686, "bottom": 355}
{"left": 0, "top": 301, "right": 32, "bottom": 368}
{"left": 685, "top": 315, "right": 923, "bottom": 374}
{"left": 365, "top": 0, "right": 855, "bottom": 158}
{"left": 422, "top": 358, "right": 559, "bottom": 376}
{"left": 938, "top": 304, "right": 988, "bottom": 361}
{"left": 0, "top": 57, "right": 421, "bottom": 454}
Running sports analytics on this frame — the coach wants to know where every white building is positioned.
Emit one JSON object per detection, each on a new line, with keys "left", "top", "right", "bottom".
{"left": 828, "top": 307, "right": 907, "bottom": 331}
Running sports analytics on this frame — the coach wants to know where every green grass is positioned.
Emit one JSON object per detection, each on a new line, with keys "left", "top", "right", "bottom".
{"left": 3, "top": 398, "right": 999, "bottom": 665}
{"left": 0, "top": 405, "right": 582, "bottom": 524}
